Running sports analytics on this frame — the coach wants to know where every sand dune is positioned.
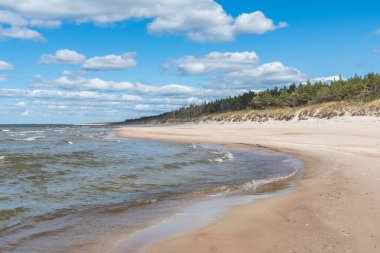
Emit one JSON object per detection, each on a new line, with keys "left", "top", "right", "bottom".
{"left": 115, "top": 117, "right": 380, "bottom": 253}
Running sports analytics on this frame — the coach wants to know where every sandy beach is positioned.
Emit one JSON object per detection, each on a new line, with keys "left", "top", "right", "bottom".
{"left": 115, "top": 117, "right": 380, "bottom": 253}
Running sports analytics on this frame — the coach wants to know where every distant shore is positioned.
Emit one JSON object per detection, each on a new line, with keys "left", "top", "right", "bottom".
{"left": 115, "top": 116, "right": 380, "bottom": 253}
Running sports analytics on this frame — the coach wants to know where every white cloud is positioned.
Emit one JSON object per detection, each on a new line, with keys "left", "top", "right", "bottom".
{"left": 222, "top": 62, "right": 307, "bottom": 88}
{"left": 0, "top": 88, "right": 119, "bottom": 101}
{"left": 373, "top": 48, "right": 380, "bottom": 54}
{"left": 147, "top": 7, "right": 285, "bottom": 42}
{"left": 39, "top": 50, "right": 137, "bottom": 71}
{"left": 82, "top": 53, "right": 136, "bottom": 71}
{"left": 0, "top": 10, "right": 27, "bottom": 26}
{"left": 167, "top": 51, "right": 307, "bottom": 88}
{"left": 167, "top": 51, "right": 259, "bottom": 76}
{"left": 234, "top": 12, "right": 287, "bottom": 35}
{"left": 0, "top": 87, "right": 213, "bottom": 111}
{"left": 0, "top": 60, "right": 13, "bottom": 82}
{"left": 28, "top": 19, "right": 61, "bottom": 29}
{"left": 32, "top": 71, "right": 135, "bottom": 91}
{"left": 134, "top": 104, "right": 180, "bottom": 111}
{"left": 0, "top": 10, "right": 59, "bottom": 41}
{"left": 0, "top": 60, "right": 14, "bottom": 70}
{"left": 29, "top": 71, "right": 245, "bottom": 105}
{"left": 310, "top": 75, "right": 343, "bottom": 83}
{"left": 0, "top": 1, "right": 286, "bottom": 42}
{"left": 375, "top": 28, "right": 380, "bottom": 35}
{"left": 147, "top": 1, "right": 235, "bottom": 42}
{"left": 0, "top": 25, "right": 44, "bottom": 41}
{"left": 0, "top": 74, "right": 7, "bottom": 82}
{"left": 39, "top": 49, "right": 86, "bottom": 65}
{"left": 16, "top": 101, "right": 27, "bottom": 107}
{"left": 31, "top": 70, "right": 190, "bottom": 94}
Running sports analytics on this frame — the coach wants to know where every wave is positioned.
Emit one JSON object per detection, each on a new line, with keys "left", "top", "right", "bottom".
{"left": 241, "top": 169, "right": 299, "bottom": 192}
{"left": 53, "top": 129, "right": 67, "bottom": 132}
{"left": 206, "top": 170, "right": 299, "bottom": 198}
{"left": 189, "top": 144, "right": 234, "bottom": 163}
{"left": 208, "top": 150, "right": 234, "bottom": 163}
{"left": 16, "top": 130, "right": 45, "bottom": 134}
{"left": 14, "top": 136, "right": 46, "bottom": 142}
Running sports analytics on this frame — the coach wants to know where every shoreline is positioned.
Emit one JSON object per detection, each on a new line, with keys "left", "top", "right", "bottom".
{"left": 108, "top": 143, "right": 304, "bottom": 253}
{"left": 115, "top": 118, "right": 380, "bottom": 253}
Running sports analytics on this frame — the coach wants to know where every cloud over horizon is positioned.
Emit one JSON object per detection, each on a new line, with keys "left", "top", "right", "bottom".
{"left": 167, "top": 51, "right": 307, "bottom": 88}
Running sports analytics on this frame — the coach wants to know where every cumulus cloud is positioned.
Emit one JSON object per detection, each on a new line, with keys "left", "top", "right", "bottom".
{"left": 0, "top": 87, "right": 213, "bottom": 113}
{"left": 234, "top": 12, "right": 287, "bottom": 35}
{"left": 0, "top": 60, "right": 14, "bottom": 70}
{"left": 32, "top": 71, "right": 135, "bottom": 91}
{"left": 221, "top": 62, "right": 307, "bottom": 88}
{"left": 148, "top": 9, "right": 285, "bottom": 42}
{"left": 0, "top": 60, "right": 13, "bottom": 82}
{"left": 0, "top": 1, "right": 286, "bottom": 42}
{"left": 28, "top": 19, "right": 61, "bottom": 29}
{"left": 167, "top": 51, "right": 307, "bottom": 88}
{"left": 0, "top": 10, "right": 45, "bottom": 40}
{"left": 0, "top": 25, "right": 44, "bottom": 41}
{"left": 0, "top": 10, "right": 60, "bottom": 41}
{"left": 82, "top": 53, "right": 137, "bottom": 71}
{"left": 0, "top": 10, "right": 27, "bottom": 26}
{"left": 0, "top": 75, "right": 7, "bottom": 82}
{"left": 167, "top": 51, "right": 260, "bottom": 76}
{"left": 39, "top": 50, "right": 137, "bottom": 71}
{"left": 39, "top": 49, "right": 86, "bottom": 65}
{"left": 0, "top": 88, "right": 119, "bottom": 101}
{"left": 31, "top": 71, "right": 200, "bottom": 96}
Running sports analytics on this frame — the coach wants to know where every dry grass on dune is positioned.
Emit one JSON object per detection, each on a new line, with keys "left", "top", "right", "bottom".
{"left": 148, "top": 99, "right": 380, "bottom": 124}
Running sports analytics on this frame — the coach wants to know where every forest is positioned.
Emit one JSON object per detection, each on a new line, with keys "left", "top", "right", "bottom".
{"left": 125, "top": 73, "right": 380, "bottom": 123}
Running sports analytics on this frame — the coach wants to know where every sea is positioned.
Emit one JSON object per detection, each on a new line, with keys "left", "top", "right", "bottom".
{"left": 0, "top": 125, "right": 304, "bottom": 253}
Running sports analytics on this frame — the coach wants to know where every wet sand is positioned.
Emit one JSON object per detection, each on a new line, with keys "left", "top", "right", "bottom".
{"left": 115, "top": 117, "right": 380, "bottom": 253}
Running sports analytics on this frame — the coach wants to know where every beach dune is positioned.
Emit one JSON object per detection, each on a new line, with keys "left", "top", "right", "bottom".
{"left": 116, "top": 118, "right": 380, "bottom": 253}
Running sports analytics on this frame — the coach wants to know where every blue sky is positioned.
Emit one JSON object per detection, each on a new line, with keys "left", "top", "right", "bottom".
{"left": 0, "top": 0, "right": 379, "bottom": 124}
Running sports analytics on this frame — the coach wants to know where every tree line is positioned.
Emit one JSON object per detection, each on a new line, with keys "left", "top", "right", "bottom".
{"left": 125, "top": 73, "right": 380, "bottom": 122}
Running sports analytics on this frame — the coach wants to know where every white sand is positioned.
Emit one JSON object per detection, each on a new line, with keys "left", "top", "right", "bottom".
{"left": 115, "top": 117, "right": 380, "bottom": 253}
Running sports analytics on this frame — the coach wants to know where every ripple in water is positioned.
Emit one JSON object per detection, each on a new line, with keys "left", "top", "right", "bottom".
{"left": 0, "top": 125, "right": 303, "bottom": 253}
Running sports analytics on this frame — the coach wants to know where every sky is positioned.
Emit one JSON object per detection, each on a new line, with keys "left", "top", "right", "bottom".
{"left": 0, "top": 0, "right": 379, "bottom": 124}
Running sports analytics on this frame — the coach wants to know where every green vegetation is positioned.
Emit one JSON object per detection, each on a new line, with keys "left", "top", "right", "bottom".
{"left": 125, "top": 73, "right": 380, "bottom": 123}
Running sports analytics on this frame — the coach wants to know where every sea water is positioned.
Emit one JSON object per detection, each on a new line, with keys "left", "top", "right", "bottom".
{"left": 0, "top": 125, "right": 303, "bottom": 252}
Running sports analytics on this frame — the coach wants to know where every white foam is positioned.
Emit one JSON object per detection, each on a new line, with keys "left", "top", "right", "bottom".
{"left": 209, "top": 157, "right": 223, "bottom": 163}
{"left": 208, "top": 150, "right": 234, "bottom": 163}
{"left": 16, "top": 136, "right": 46, "bottom": 141}
{"left": 0, "top": 156, "right": 5, "bottom": 160}
{"left": 53, "top": 129, "right": 67, "bottom": 132}
{"left": 1, "top": 129, "right": 10, "bottom": 132}
{"left": 17, "top": 130, "right": 45, "bottom": 134}
{"left": 241, "top": 169, "right": 298, "bottom": 191}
